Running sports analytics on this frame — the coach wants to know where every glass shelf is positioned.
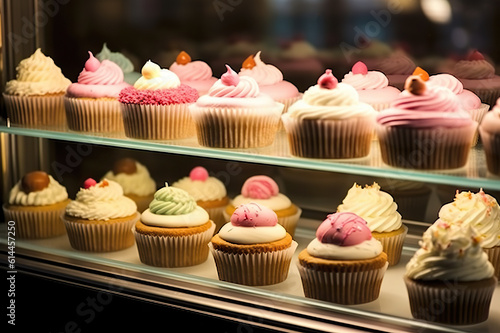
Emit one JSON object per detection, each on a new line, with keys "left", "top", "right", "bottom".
{"left": 2, "top": 122, "right": 500, "bottom": 190}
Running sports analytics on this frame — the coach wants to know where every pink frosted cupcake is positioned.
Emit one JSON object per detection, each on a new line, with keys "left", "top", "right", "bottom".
{"left": 376, "top": 76, "right": 476, "bottom": 169}
{"left": 65, "top": 52, "right": 131, "bottom": 134}
{"left": 189, "top": 65, "right": 284, "bottom": 148}
{"left": 119, "top": 60, "right": 199, "bottom": 140}
{"left": 282, "top": 70, "right": 376, "bottom": 159}
{"left": 169, "top": 51, "right": 217, "bottom": 95}
{"left": 342, "top": 61, "right": 400, "bottom": 111}
{"left": 3, "top": 48, "right": 71, "bottom": 129}
{"left": 480, "top": 98, "right": 500, "bottom": 175}
{"left": 239, "top": 51, "right": 300, "bottom": 113}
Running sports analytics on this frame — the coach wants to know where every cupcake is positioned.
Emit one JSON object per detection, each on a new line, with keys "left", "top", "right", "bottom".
{"left": 479, "top": 98, "right": 500, "bottom": 176}
{"left": 337, "top": 183, "right": 407, "bottom": 266}
{"left": 238, "top": 51, "right": 300, "bottom": 113}
{"left": 297, "top": 212, "right": 388, "bottom": 304}
{"left": 62, "top": 178, "right": 140, "bottom": 252}
{"left": 404, "top": 221, "right": 497, "bottom": 325}
{"left": 371, "top": 50, "right": 416, "bottom": 90}
{"left": 133, "top": 183, "right": 215, "bottom": 267}
{"left": 3, "top": 171, "right": 70, "bottom": 239}
{"left": 438, "top": 189, "right": 500, "bottom": 280}
{"left": 341, "top": 61, "right": 400, "bottom": 111}
{"left": 282, "top": 69, "right": 377, "bottom": 159}
{"left": 119, "top": 60, "right": 199, "bottom": 140}
{"left": 189, "top": 65, "right": 284, "bottom": 148}
{"left": 3, "top": 48, "right": 71, "bottom": 129}
{"left": 171, "top": 166, "right": 229, "bottom": 232}
{"left": 64, "top": 51, "right": 131, "bottom": 134}
{"left": 210, "top": 203, "right": 297, "bottom": 286}
{"left": 169, "top": 51, "right": 217, "bottom": 95}
{"left": 102, "top": 158, "right": 156, "bottom": 213}
{"left": 376, "top": 75, "right": 476, "bottom": 169}
{"left": 224, "top": 175, "right": 301, "bottom": 237}
{"left": 95, "top": 43, "right": 141, "bottom": 85}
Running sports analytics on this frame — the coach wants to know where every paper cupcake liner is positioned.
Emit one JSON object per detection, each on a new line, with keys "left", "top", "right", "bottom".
{"left": 469, "top": 103, "right": 490, "bottom": 146}
{"left": 190, "top": 104, "right": 283, "bottom": 148}
{"left": 297, "top": 261, "right": 388, "bottom": 305}
{"left": 376, "top": 123, "right": 476, "bottom": 169}
{"left": 62, "top": 212, "right": 140, "bottom": 252}
{"left": 3, "top": 93, "right": 67, "bottom": 130}
{"left": 133, "top": 221, "right": 215, "bottom": 267}
{"left": 483, "top": 246, "right": 500, "bottom": 281}
{"left": 282, "top": 114, "right": 375, "bottom": 159}
{"left": 277, "top": 95, "right": 302, "bottom": 131}
{"left": 3, "top": 204, "right": 67, "bottom": 239}
{"left": 209, "top": 241, "right": 298, "bottom": 286}
{"left": 121, "top": 103, "right": 196, "bottom": 140}
{"left": 372, "top": 225, "right": 408, "bottom": 266}
{"left": 64, "top": 97, "right": 125, "bottom": 133}
{"left": 200, "top": 205, "right": 227, "bottom": 232}
{"left": 404, "top": 276, "right": 497, "bottom": 325}
{"left": 277, "top": 207, "right": 302, "bottom": 237}
{"left": 369, "top": 102, "right": 391, "bottom": 112}
{"left": 466, "top": 88, "right": 500, "bottom": 108}
{"left": 478, "top": 128, "right": 500, "bottom": 176}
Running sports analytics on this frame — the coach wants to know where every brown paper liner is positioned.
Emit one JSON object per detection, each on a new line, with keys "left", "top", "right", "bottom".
{"left": 483, "top": 246, "right": 500, "bottom": 281}
{"left": 372, "top": 224, "right": 408, "bottom": 266}
{"left": 376, "top": 123, "right": 476, "bottom": 169}
{"left": 134, "top": 221, "right": 215, "bottom": 267}
{"left": 62, "top": 212, "right": 140, "bottom": 252}
{"left": 3, "top": 202, "right": 68, "bottom": 239}
{"left": 404, "top": 276, "right": 497, "bottom": 325}
{"left": 282, "top": 114, "right": 375, "bottom": 159}
{"left": 209, "top": 241, "right": 298, "bottom": 286}
{"left": 64, "top": 97, "right": 125, "bottom": 133}
{"left": 297, "top": 259, "right": 388, "bottom": 305}
{"left": 3, "top": 93, "right": 67, "bottom": 130}
{"left": 190, "top": 104, "right": 283, "bottom": 148}
{"left": 479, "top": 128, "right": 500, "bottom": 176}
{"left": 121, "top": 103, "right": 195, "bottom": 140}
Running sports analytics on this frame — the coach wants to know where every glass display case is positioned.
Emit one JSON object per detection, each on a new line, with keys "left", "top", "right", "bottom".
{"left": 1, "top": 1, "right": 500, "bottom": 331}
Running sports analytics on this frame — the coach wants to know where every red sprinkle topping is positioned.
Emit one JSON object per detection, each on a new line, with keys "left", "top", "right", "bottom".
{"left": 118, "top": 85, "right": 199, "bottom": 105}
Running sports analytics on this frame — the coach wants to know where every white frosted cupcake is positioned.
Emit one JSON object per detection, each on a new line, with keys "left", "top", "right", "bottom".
{"left": 438, "top": 190, "right": 500, "bottom": 280}
{"left": 3, "top": 171, "right": 70, "bottom": 239}
{"left": 337, "top": 183, "right": 407, "bottom": 266}
{"left": 172, "top": 166, "right": 229, "bottom": 232}
{"left": 102, "top": 158, "right": 157, "bottom": 213}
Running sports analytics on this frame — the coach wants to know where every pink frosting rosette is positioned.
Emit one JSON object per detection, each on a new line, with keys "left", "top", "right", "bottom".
{"left": 241, "top": 175, "right": 279, "bottom": 199}
{"left": 169, "top": 51, "right": 217, "bottom": 94}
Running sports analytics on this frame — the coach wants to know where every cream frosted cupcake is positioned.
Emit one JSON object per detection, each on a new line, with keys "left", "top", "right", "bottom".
{"left": 95, "top": 43, "right": 141, "bottom": 85}
{"left": 210, "top": 203, "right": 297, "bottom": 286}
{"left": 169, "top": 51, "right": 217, "bottom": 95}
{"left": 3, "top": 171, "right": 70, "bottom": 239}
{"left": 62, "top": 178, "right": 140, "bottom": 252}
{"left": 438, "top": 190, "right": 500, "bottom": 280}
{"left": 337, "top": 183, "right": 407, "bottom": 266}
{"left": 133, "top": 183, "right": 215, "bottom": 267}
{"left": 171, "top": 166, "right": 229, "bottom": 232}
{"left": 119, "top": 60, "right": 199, "bottom": 140}
{"left": 480, "top": 99, "right": 500, "bottom": 175}
{"left": 282, "top": 69, "right": 377, "bottom": 159}
{"left": 405, "top": 221, "right": 497, "bottom": 325}
{"left": 65, "top": 51, "right": 131, "bottom": 134}
{"left": 297, "top": 212, "right": 388, "bottom": 304}
{"left": 189, "top": 65, "right": 284, "bottom": 148}
{"left": 341, "top": 61, "right": 400, "bottom": 111}
{"left": 223, "top": 175, "right": 302, "bottom": 237}
{"left": 3, "top": 48, "right": 71, "bottom": 129}
{"left": 102, "top": 158, "right": 156, "bottom": 213}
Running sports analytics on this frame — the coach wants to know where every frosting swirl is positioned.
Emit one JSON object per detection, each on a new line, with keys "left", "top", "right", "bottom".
{"left": 103, "top": 161, "right": 156, "bottom": 197}
{"left": 171, "top": 167, "right": 227, "bottom": 202}
{"left": 208, "top": 65, "right": 259, "bottom": 98}
{"left": 95, "top": 43, "right": 134, "bottom": 74}
{"left": 170, "top": 60, "right": 214, "bottom": 81}
{"left": 438, "top": 190, "right": 500, "bottom": 248}
{"left": 65, "top": 179, "right": 137, "bottom": 221}
{"left": 149, "top": 183, "right": 196, "bottom": 215}
{"left": 133, "top": 60, "right": 181, "bottom": 90}
{"left": 5, "top": 48, "right": 71, "bottom": 96}
{"left": 337, "top": 183, "right": 402, "bottom": 233}
{"left": 9, "top": 175, "right": 68, "bottom": 206}
{"left": 239, "top": 51, "right": 283, "bottom": 85}
{"left": 452, "top": 59, "right": 495, "bottom": 79}
{"left": 342, "top": 63, "right": 390, "bottom": 90}
{"left": 373, "top": 53, "right": 415, "bottom": 75}
{"left": 428, "top": 74, "right": 481, "bottom": 110}
{"left": 232, "top": 175, "right": 291, "bottom": 211}
{"left": 405, "top": 221, "right": 494, "bottom": 281}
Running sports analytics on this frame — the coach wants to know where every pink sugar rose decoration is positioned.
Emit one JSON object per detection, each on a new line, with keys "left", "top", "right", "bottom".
{"left": 83, "top": 178, "right": 97, "bottom": 189}
{"left": 467, "top": 50, "right": 485, "bottom": 61}
{"left": 241, "top": 175, "right": 279, "bottom": 199}
{"left": 221, "top": 64, "right": 240, "bottom": 86}
{"left": 84, "top": 51, "right": 100, "bottom": 72}
{"left": 318, "top": 69, "right": 338, "bottom": 89}
{"left": 189, "top": 166, "right": 209, "bottom": 181}
{"left": 316, "top": 212, "right": 371, "bottom": 246}
{"left": 230, "top": 202, "right": 278, "bottom": 227}
{"left": 352, "top": 61, "right": 368, "bottom": 75}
